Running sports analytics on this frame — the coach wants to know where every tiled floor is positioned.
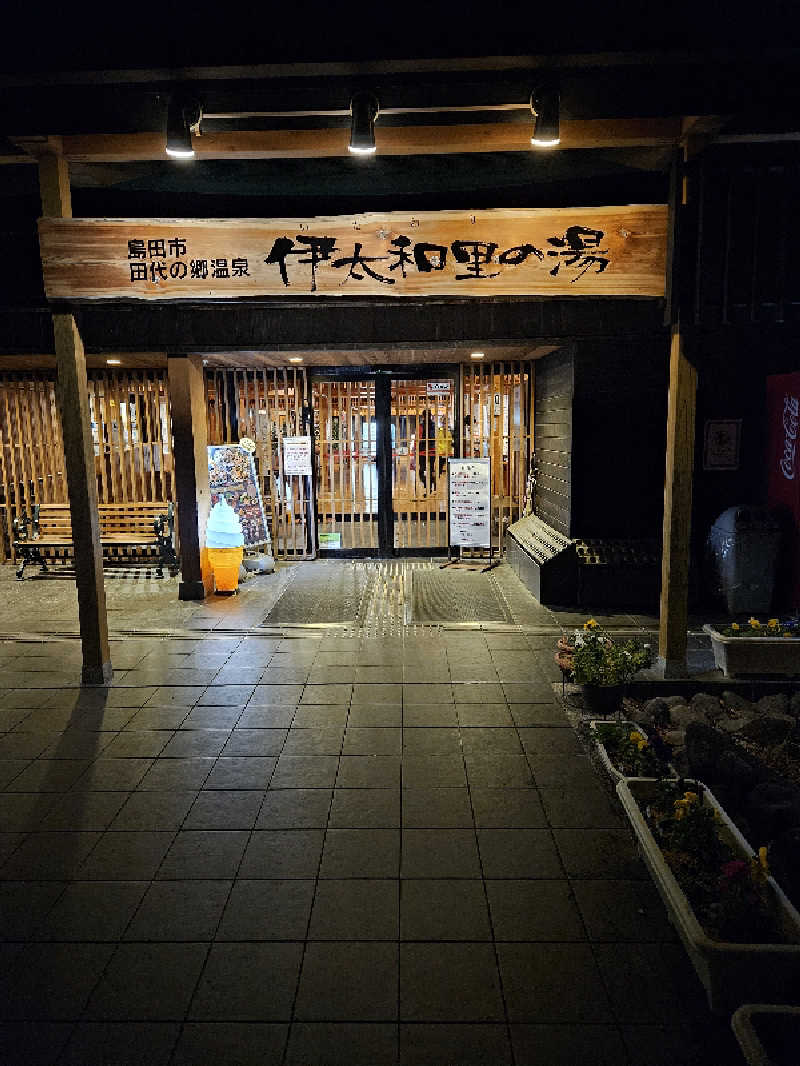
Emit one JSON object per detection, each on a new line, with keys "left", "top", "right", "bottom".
{"left": 0, "top": 562, "right": 741, "bottom": 1064}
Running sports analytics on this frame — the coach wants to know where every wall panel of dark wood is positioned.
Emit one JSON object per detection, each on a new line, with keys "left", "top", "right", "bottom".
{"left": 533, "top": 349, "right": 573, "bottom": 536}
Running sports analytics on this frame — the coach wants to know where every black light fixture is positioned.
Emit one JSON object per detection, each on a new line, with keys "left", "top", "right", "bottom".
{"left": 349, "top": 92, "right": 379, "bottom": 154}
{"left": 530, "top": 87, "right": 560, "bottom": 147}
{"left": 166, "top": 94, "right": 202, "bottom": 159}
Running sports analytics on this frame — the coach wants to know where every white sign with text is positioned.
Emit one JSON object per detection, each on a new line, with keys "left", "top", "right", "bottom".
{"left": 282, "top": 435, "right": 313, "bottom": 476}
{"left": 448, "top": 458, "right": 491, "bottom": 548}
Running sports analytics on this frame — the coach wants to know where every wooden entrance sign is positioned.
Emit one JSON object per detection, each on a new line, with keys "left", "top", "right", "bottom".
{"left": 38, "top": 206, "right": 668, "bottom": 302}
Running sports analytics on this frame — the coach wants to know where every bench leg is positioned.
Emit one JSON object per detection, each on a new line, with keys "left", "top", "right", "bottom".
{"left": 15, "top": 555, "right": 27, "bottom": 580}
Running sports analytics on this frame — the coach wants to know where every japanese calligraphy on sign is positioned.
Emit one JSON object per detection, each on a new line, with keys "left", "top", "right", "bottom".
{"left": 38, "top": 207, "right": 668, "bottom": 301}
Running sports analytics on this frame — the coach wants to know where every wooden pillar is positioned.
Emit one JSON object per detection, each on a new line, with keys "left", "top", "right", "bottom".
{"left": 658, "top": 322, "right": 697, "bottom": 676}
{"left": 39, "top": 153, "right": 111, "bottom": 684}
{"left": 167, "top": 354, "right": 212, "bottom": 600}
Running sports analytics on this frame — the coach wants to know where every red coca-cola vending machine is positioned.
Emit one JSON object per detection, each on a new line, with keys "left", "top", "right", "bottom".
{"left": 766, "top": 373, "right": 800, "bottom": 609}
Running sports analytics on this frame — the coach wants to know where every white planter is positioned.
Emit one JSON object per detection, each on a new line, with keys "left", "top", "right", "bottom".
{"left": 731, "top": 1004, "right": 800, "bottom": 1066}
{"left": 703, "top": 624, "right": 800, "bottom": 678}
{"left": 588, "top": 720, "right": 677, "bottom": 783}
{"left": 617, "top": 778, "right": 800, "bottom": 1012}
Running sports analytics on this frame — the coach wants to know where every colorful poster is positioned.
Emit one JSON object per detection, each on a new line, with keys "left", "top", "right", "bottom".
{"left": 207, "top": 444, "right": 270, "bottom": 548}
{"left": 767, "top": 373, "right": 800, "bottom": 607}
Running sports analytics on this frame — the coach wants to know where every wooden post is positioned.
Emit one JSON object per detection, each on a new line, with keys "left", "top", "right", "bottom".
{"left": 39, "top": 153, "right": 111, "bottom": 684}
{"left": 167, "top": 354, "right": 212, "bottom": 600}
{"left": 658, "top": 322, "right": 697, "bottom": 676}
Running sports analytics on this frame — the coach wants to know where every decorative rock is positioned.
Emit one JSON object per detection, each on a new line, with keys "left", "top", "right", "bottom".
{"left": 740, "top": 715, "right": 795, "bottom": 747}
{"left": 685, "top": 720, "right": 732, "bottom": 780}
{"left": 663, "top": 695, "right": 689, "bottom": 709}
{"left": 745, "top": 782, "right": 800, "bottom": 841}
{"left": 716, "top": 749, "right": 759, "bottom": 798}
{"left": 689, "top": 692, "right": 723, "bottom": 723}
{"left": 641, "top": 697, "right": 672, "bottom": 728}
{"left": 669, "top": 704, "right": 702, "bottom": 730}
{"left": 757, "top": 693, "right": 790, "bottom": 718}
{"left": 717, "top": 717, "right": 749, "bottom": 735}
{"left": 722, "top": 691, "right": 756, "bottom": 717}
{"left": 790, "top": 693, "right": 800, "bottom": 720}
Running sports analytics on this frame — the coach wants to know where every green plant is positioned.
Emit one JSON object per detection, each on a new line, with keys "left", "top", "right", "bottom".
{"left": 594, "top": 722, "right": 670, "bottom": 777}
{"left": 647, "top": 780, "right": 779, "bottom": 943}
{"left": 719, "top": 617, "right": 798, "bottom": 638}
{"left": 571, "top": 619, "right": 651, "bottom": 686}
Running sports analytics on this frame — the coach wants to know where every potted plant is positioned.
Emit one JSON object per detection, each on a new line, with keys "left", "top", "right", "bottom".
{"left": 704, "top": 617, "right": 800, "bottom": 678}
{"left": 617, "top": 777, "right": 800, "bottom": 1011}
{"left": 589, "top": 719, "right": 675, "bottom": 782}
{"left": 572, "top": 619, "right": 651, "bottom": 716}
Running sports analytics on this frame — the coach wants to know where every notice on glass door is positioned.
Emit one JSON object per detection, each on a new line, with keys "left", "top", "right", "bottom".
{"left": 282, "top": 435, "right": 313, "bottom": 476}
{"left": 448, "top": 458, "right": 491, "bottom": 548}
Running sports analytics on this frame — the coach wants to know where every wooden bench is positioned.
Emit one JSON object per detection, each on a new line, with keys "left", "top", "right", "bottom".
{"left": 12, "top": 502, "right": 177, "bottom": 580}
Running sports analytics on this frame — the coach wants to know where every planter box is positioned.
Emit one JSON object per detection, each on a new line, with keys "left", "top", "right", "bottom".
{"left": 589, "top": 720, "right": 676, "bottom": 783}
{"left": 703, "top": 624, "right": 800, "bottom": 678}
{"left": 617, "top": 778, "right": 800, "bottom": 1012}
{"left": 731, "top": 1004, "right": 800, "bottom": 1066}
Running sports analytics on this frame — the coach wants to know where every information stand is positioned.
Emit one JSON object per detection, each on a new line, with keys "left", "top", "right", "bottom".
{"left": 207, "top": 444, "right": 271, "bottom": 552}
{"left": 442, "top": 457, "right": 498, "bottom": 571}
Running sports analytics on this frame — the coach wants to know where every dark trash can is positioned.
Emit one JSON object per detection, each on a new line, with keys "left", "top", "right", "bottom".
{"left": 708, "top": 506, "right": 782, "bottom": 615}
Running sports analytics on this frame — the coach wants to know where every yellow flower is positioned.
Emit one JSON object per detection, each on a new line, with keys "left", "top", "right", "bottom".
{"left": 785, "top": 632, "right": 793, "bottom": 639}
{"left": 636, "top": 739, "right": 647, "bottom": 751}
{"left": 749, "top": 617, "right": 761, "bottom": 629}
{"left": 584, "top": 618, "right": 599, "bottom": 630}
{"left": 731, "top": 623, "right": 740, "bottom": 631}
{"left": 759, "top": 846, "right": 769, "bottom": 873}
{"left": 768, "top": 619, "right": 779, "bottom": 629}
{"left": 629, "top": 731, "right": 645, "bottom": 744}
{"left": 683, "top": 791, "right": 699, "bottom": 804}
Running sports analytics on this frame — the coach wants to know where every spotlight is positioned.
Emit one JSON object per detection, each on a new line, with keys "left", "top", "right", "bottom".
{"left": 470, "top": 352, "right": 485, "bottom": 360}
{"left": 530, "top": 87, "right": 560, "bottom": 147}
{"left": 106, "top": 358, "right": 121, "bottom": 365}
{"left": 166, "top": 94, "right": 202, "bottom": 159}
{"left": 289, "top": 357, "right": 303, "bottom": 363}
{"left": 349, "top": 92, "right": 379, "bottom": 155}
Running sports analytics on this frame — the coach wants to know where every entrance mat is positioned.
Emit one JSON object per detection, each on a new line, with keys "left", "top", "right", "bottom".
{"left": 411, "top": 569, "right": 514, "bottom": 623}
{"left": 263, "top": 564, "right": 374, "bottom": 625}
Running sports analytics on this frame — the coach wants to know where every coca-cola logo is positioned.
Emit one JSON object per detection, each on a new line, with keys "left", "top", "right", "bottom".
{"left": 780, "top": 394, "right": 798, "bottom": 480}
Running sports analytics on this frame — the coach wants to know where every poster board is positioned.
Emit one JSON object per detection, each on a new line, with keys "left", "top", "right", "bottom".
{"left": 448, "top": 458, "right": 491, "bottom": 549}
{"left": 282, "top": 435, "right": 313, "bottom": 475}
{"left": 207, "top": 444, "right": 271, "bottom": 549}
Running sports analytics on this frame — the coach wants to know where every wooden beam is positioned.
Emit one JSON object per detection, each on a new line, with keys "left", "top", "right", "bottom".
{"left": 167, "top": 354, "right": 212, "bottom": 600}
{"left": 39, "top": 153, "right": 111, "bottom": 684}
{"left": 658, "top": 322, "right": 697, "bottom": 676}
{"left": 43, "top": 117, "right": 682, "bottom": 162}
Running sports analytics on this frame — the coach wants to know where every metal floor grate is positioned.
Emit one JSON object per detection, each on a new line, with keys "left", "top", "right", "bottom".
{"left": 410, "top": 569, "right": 514, "bottom": 623}
{"left": 262, "top": 563, "right": 375, "bottom": 624}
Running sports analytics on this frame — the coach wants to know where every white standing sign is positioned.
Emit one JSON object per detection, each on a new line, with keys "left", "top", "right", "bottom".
{"left": 282, "top": 435, "right": 313, "bottom": 475}
{"left": 427, "top": 381, "right": 452, "bottom": 397}
{"left": 448, "top": 458, "right": 491, "bottom": 548}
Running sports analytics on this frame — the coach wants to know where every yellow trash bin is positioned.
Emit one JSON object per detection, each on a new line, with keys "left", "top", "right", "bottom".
{"left": 207, "top": 546, "right": 244, "bottom": 593}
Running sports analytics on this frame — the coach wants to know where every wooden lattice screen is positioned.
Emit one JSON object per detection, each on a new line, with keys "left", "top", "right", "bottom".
{"left": 206, "top": 367, "right": 312, "bottom": 559}
{"left": 0, "top": 370, "right": 173, "bottom": 562}
{"left": 459, "top": 361, "right": 533, "bottom": 544}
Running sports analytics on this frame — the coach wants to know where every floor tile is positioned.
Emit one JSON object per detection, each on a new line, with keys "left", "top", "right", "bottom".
{"left": 509, "top": 703, "right": 568, "bottom": 727}
{"left": 451, "top": 685, "right": 506, "bottom": 706}
{"left": 0, "top": 881, "right": 69, "bottom": 939}
{"left": 239, "top": 829, "right": 324, "bottom": 878}
{"left": 553, "top": 829, "right": 646, "bottom": 880}
{"left": 221, "top": 729, "right": 287, "bottom": 756}
{"left": 291, "top": 706, "right": 349, "bottom": 729}
{"left": 460, "top": 727, "right": 523, "bottom": 754}
{"left": 173, "top": 1022, "right": 287, "bottom": 1065}
{"left": 37, "top": 791, "right": 130, "bottom": 831}
{"left": 336, "top": 756, "right": 400, "bottom": 789}
{"left": 593, "top": 942, "right": 706, "bottom": 1024}
{"left": 400, "top": 943, "right": 503, "bottom": 1021}
{"left": 204, "top": 757, "right": 276, "bottom": 790}
{"left": 126, "top": 706, "right": 191, "bottom": 730}
{"left": 401, "top": 728, "right": 461, "bottom": 755}
{"left": 71, "top": 758, "right": 154, "bottom": 791}
{"left": 0, "top": 793, "right": 60, "bottom": 833}
{"left": 497, "top": 943, "right": 611, "bottom": 1022}
{"left": 271, "top": 755, "right": 339, "bottom": 789}
{"left": 351, "top": 684, "right": 402, "bottom": 705}
{"left": 34, "top": 880, "right": 146, "bottom": 941}
{"left": 257, "top": 789, "right": 332, "bottom": 829}
{"left": 400, "top": 1023, "right": 511, "bottom": 1065}
{"left": 539, "top": 785, "right": 623, "bottom": 829}
{"left": 477, "top": 829, "right": 564, "bottom": 878}
{"left": 300, "top": 684, "right": 352, "bottom": 706}
{"left": 85, "top": 942, "right": 208, "bottom": 1020}
{"left": 1, "top": 943, "right": 114, "bottom": 1020}
{"left": 464, "top": 754, "right": 534, "bottom": 789}
{"left": 137, "top": 758, "right": 214, "bottom": 791}
{"left": 518, "top": 728, "right": 582, "bottom": 756}
{"left": 571, "top": 879, "right": 676, "bottom": 941}
{"left": 401, "top": 788, "right": 473, "bottom": 828}
{"left": 156, "top": 830, "right": 249, "bottom": 879}
{"left": 59, "top": 1021, "right": 178, "bottom": 1066}
{"left": 79, "top": 830, "right": 174, "bottom": 880}
{"left": 319, "top": 829, "right": 400, "bottom": 878}
{"left": 486, "top": 879, "right": 584, "bottom": 940}
{"left": 402, "top": 705, "right": 458, "bottom": 728}
{"left": 469, "top": 789, "right": 547, "bottom": 828}
{"left": 342, "top": 727, "right": 402, "bottom": 756}
{"left": 402, "top": 755, "right": 466, "bottom": 788}
{"left": 160, "top": 731, "right": 231, "bottom": 759}
{"left": 526, "top": 754, "right": 599, "bottom": 788}
{"left": 196, "top": 685, "right": 256, "bottom": 707}
{"left": 294, "top": 942, "right": 398, "bottom": 1021}
{"left": 190, "top": 942, "right": 303, "bottom": 1020}
{"left": 101, "top": 731, "right": 174, "bottom": 758}
{"left": 510, "top": 1024, "right": 627, "bottom": 1066}
{"left": 401, "top": 829, "right": 481, "bottom": 878}
{"left": 181, "top": 706, "right": 242, "bottom": 729}
{"left": 309, "top": 879, "right": 399, "bottom": 940}
{"left": 328, "top": 788, "right": 400, "bottom": 828}
{"left": 238, "top": 706, "right": 297, "bottom": 728}
{"left": 456, "top": 704, "right": 514, "bottom": 727}
{"left": 109, "top": 791, "right": 196, "bottom": 831}
{"left": 217, "top": 879, "right": 315, "bottom": 940}
{"left": 400, "top": 879, "right": 490, "bottom": 941}
{"left": 347, "top": 705, "right": 402, "bottom": 727}
{"left": 287, "top": 1022, "right": 398, "bottom": 1066}
{"left": 124, "top": 880, "right": 231, "bottom": 940}
{"left": 282, "top": 729, "right": 344, "bottom": 756}
{"left": 1, "top": 831, "right": 101, "bottom": 880}
{"left": 6, "top": 760, "right": 92, "bottom": 793}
